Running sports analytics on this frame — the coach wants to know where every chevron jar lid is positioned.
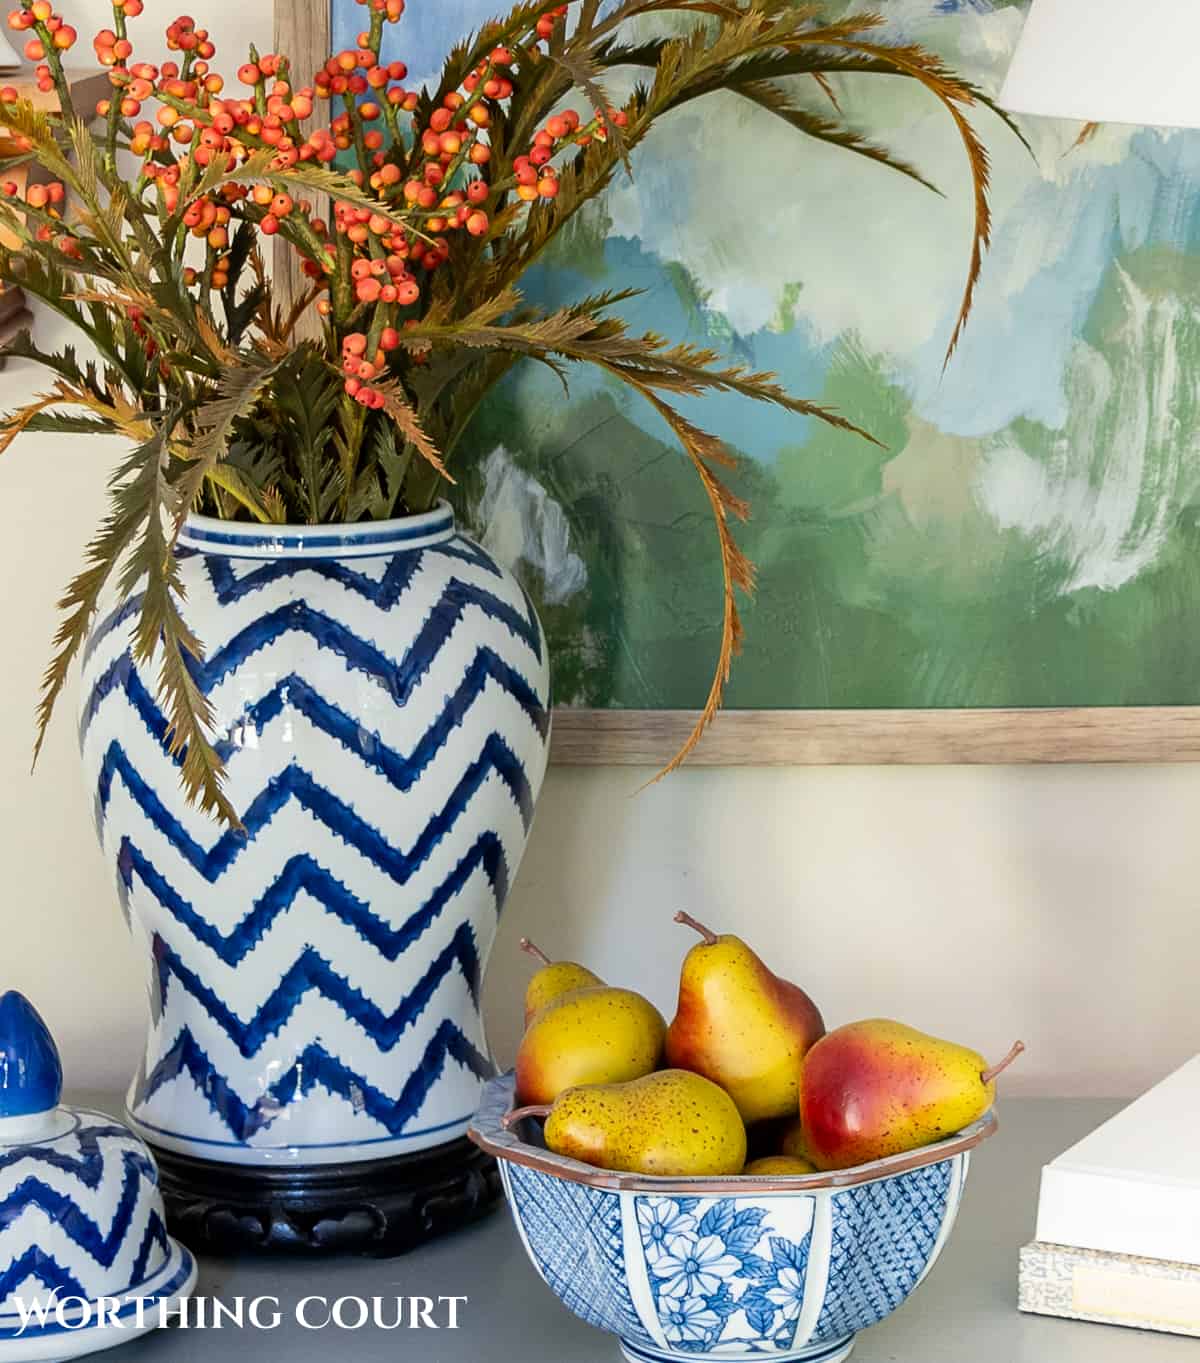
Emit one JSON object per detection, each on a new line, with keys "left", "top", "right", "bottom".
{"left": 0, "top": 993, "right": 197, "bottom": 1362}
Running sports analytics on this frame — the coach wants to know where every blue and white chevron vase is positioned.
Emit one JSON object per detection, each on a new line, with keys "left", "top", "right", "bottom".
{"left": 77, "top": 504, "right": 551, "bottom": 1168}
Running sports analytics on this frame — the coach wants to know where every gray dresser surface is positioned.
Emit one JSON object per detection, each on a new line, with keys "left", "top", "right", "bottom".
{"left": 72, "top": 1096, "right": 1191, "bottom": 1362}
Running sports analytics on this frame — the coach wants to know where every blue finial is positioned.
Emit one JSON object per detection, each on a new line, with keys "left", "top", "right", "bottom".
{"left": 0, "top": 993, "right": 63, "bottom": 1118}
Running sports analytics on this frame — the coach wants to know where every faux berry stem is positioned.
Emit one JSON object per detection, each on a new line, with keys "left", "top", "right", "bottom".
{"left": 103, "top": 2, "right": 128, "bottom": 178}
{"left": 30, "top": 16, "right": 75, "bottom": 124}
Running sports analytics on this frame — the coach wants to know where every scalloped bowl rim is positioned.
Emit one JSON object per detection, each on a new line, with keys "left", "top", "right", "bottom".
{"left": 469, "top": 1071, "right": 999, "bottom": 1196}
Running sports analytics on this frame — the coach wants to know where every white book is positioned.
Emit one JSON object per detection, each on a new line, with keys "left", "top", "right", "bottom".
{"left": 1035, "top": 1055, "right": 1200, "bottom": 1265}
{"left": 1019, "top": 1242, "right": 1200, "bottom": 1338}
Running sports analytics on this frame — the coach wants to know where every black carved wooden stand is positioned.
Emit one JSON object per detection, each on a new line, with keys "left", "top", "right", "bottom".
{"left": 153, "top": 1137, "right": 502, "bottom": 1256}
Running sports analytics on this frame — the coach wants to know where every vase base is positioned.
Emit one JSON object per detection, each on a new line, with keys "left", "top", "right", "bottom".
{"left": 618, "top": 1335, "right": 854, "bottom": 1363}
{"left": 152, "top": 1136, "right": 502, "bottom": 1257}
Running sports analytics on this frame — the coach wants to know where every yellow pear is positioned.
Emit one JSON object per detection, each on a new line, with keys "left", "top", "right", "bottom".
{"left": 665, "top": 912, "right": 825, "bottom": 1123}
{"left": 520, "top": 1070, "right": 746, "bottom": 1176}
{"left": 515, "top": 986, "right": 666, "bottom": 1106}
{"left": 799, "top": 1020, "right": 1025, "bottom": 1170}
{"left": 779, "top": 1118, "right": 815, "bottom": 1165}
{"left": 744, "top": 1155, "right": 817, "bottom": 1176}
{"left": 520, "top": 938, "right": 603, "bottom": 1024}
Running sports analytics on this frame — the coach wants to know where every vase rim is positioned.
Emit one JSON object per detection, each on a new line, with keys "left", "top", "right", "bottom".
{"left": 177, "top": 500, "right": 456, "bottom": 560}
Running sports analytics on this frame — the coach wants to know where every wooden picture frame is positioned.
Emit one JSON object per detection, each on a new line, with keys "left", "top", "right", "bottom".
{"left": 273, "top": 4, "right": 1198, "bottom": 769}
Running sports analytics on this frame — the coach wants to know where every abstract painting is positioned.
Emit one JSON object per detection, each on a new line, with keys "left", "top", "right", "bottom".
{"left": 315, "top": 0, "right": 1200, "bottom": 755}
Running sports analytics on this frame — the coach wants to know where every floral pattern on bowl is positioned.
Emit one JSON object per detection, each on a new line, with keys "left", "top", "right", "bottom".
{"left": 638, "top": 1197, "right": 813, "bottom": 1353}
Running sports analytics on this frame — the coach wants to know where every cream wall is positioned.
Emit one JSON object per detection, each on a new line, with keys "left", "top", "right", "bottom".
{"left": 0, "top": 2, "right": 1195, "bottom": 1103}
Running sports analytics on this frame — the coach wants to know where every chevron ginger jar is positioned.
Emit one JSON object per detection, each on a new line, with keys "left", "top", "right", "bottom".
{"left": 77, "top": 504, "right": 551, "bottom": 1253}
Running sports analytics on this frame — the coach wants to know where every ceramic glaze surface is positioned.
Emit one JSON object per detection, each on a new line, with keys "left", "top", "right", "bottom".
{"left": 79, "top": 507, "right": 551, "bottom": 1166}
{"left": 0, "top": 1112, "right": 171, "bottom": 1310}
{"left": 476, "top": 1076, "right": 971, "bottom": 1362}
{"left": 0, "top": 996, "right": 62, "bottom": 1119}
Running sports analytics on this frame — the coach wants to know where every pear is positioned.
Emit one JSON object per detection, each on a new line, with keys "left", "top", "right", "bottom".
{"left": 799, "top": 1020, "right": 1025, "bottom": 1171}
{"left": 515, "top": 986, "right": 666, "bottom": 1106}
{"left": 520, "top": 938, "right": 604, "bottom": 1025}
{"left": 665, "top": 912, "right": 825, "bottom": 1123}
{"left": 779, "top": 1119, "right": 816, "bottom": 1165}
{"left": 514, "top": 1070, "right": 746, "bottom": 1176}
{"left": 744, "top": 1155, "right": 817, "bottom": 1176}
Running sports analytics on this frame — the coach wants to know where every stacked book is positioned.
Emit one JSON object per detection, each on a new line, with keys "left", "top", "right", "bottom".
{"left": 1020, "top": 1055, "right": 1200, "bottom": 1338}
{"left": 0, "top": 284, "right": 31, "bottom": 366}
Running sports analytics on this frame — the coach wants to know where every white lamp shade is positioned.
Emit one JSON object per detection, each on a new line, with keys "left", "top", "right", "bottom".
{"left": 999, "top": 0, "right": 1200, "bottom": 130}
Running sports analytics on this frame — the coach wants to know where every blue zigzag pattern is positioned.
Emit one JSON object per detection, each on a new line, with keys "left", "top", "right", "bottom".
{"left": 80, "top": 534, "right": 508, "bottom": 669}
{"left": 0, "top": 1247, "right": 87, "bottom": 1301}
{"left": 81, "top": 647, "right": 549, "bottom": 776}
{"left": 0, "top": 1162, "right": 145, "bottom": 1270}
{"left": 195, "top": 535, "right": 506, "bottom": 604}
{"left": 82, "top": 552, "right": 540, "bottom": 703}
{"left": 0, "top": 1126, "right": 153, "bottom": 1185}
{"left": 99, "top": 731, "right": 533, "bottom": 876}
{"left": 144, "top": 1019, "right": 492, "bottom": 1140}
{"left": 151, "top": 921, "right": 480, "bottom": 1057}
{"left": 120, "top": 832, "right": 508, "bottom": 967}
{"left": 182, "top": 590, "right": 541, "bottom": 698}
{"left": 0, "top": 1219, "right": 168, "bottom": 1308}
{"left": 130, "top": 1213, "right": 168, "bottom": 1285}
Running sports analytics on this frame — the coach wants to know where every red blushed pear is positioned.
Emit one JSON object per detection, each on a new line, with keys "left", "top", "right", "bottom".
{"left": 665, "top": 912, "right": 826, "bottom": 1124}
{"left": 798, "top": 1020, "right": 1026, "bottom": 1171}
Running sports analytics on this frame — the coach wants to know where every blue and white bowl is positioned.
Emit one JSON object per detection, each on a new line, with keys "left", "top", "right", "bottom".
{"left": 0, "top": 993, "right": 196, "bottom": 1362}
{"left": 470, "top": 1073, "right": 996, "bottom": 1363}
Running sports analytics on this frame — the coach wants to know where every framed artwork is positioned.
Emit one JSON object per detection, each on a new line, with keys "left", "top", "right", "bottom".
{"left": 273, "top": 0, "right": 1200, "bottom": 766}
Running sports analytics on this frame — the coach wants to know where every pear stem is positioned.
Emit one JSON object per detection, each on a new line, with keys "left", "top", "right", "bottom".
{"left": 981, "top": 1040, "right": 1026, "bottom": 1087}
{"left": 674, "top": 910, "right": 718, "bottom": 945}
{"left": 519, "top": 938, "right": 552, "bottom": 967}
{"left": 503, "top": 1104, "right": 552, "bottom": 1130}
